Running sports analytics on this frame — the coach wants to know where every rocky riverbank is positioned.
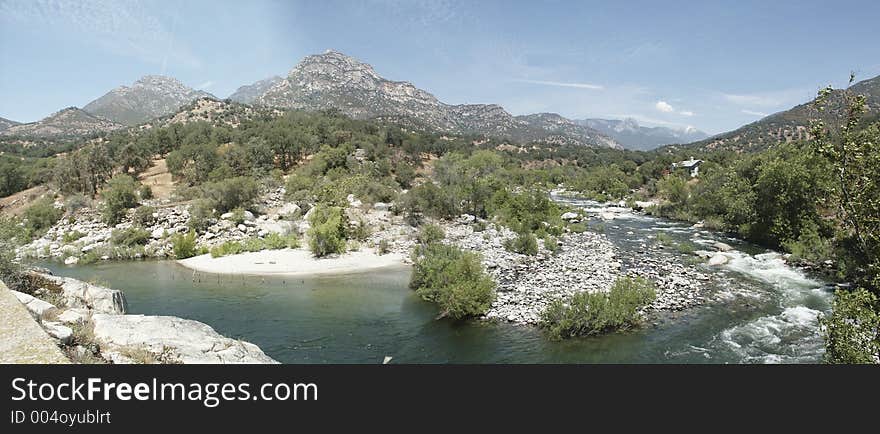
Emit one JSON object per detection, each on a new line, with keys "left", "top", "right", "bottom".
{"left": 8, "top": 271, "right": 276, "bottom": 364}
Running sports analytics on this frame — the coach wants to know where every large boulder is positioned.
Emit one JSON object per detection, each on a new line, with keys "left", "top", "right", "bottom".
{"left": 560, "top": 212, "right": 579, "bottom": 221}
{"left": 713, "top": 242, "right": 734, "bottom": 252}
{"left": 708, "top": 253, "right": 729, "bottom": 266}
{"left": 276, "top": 203, "right": 301, "bottom": 219}
{"left": 42, "top": 321, "right": 73, "bottom": 345}
{"left": 10, "top": 290, "right": 58, "bottom": 319}
{"left": 91, "top": 314, "right": 278, "bottom": 364}
{"left": 37, "top": 274, "right": 127, "bottom": 314}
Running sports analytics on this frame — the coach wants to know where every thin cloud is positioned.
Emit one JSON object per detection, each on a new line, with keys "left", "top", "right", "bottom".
{"left": 197, "top": 80, "right": 215, "bottom": 90}
{"left": 741, "top": 109, "right": 769, "bottom": 117}
{"left": 513, "top": 79, "right": 604, "bottom": 90}
{"left": 0, "top": 0, "right": 201, "bottom": 69}
{"left": 679, "top": 110, "right": 695, "bottom": 117}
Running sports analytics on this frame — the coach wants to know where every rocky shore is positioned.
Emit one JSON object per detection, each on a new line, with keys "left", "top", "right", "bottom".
{"left": 9, "top": 271, "right": 276, "bottom": 364}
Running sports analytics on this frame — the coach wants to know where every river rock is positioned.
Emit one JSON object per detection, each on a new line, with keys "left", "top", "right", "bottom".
{"left": 91, "top": 314, "right": 278, "bottom": 364}
{"left": 11, "top": 290, "right": 58, "bottom": 319}
{"left": 57, "top": 308, "right": 88, "bottom": 325}
{"left": 560, "top": 212, "right": 579, "bottom": 221}
{"left": 151, "top": 227, "right": 166, "bottom": 239}
{"left": 373, "top": 202, "right": 391, "bottom": 212}
{"left": 713, "top": 242, "right": 733, "bottom": 252}
{"left": 708, "top": 254, "right": 729, "bottom": 266}
{"left": 37, "top": 274, "right": 127, "bottom": 314}
{"left": 63, "top": 256, "right": 79, "bottom": 265}
{"left": 277, "top": 203, "right": 301, "bottom": 219}
{"left": 42, "top": 321, "right": 73, "bottom": 345}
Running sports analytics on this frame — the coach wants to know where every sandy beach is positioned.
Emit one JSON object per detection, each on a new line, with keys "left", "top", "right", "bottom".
{"left": 177, "top": 248, "right": 408, "bottom": 276}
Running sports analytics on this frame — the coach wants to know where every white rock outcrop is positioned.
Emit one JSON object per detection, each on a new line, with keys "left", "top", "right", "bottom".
{"left": 38, "top": 274, "right": 127, "bottom": 314}
{"left": 91, "top": 314, "right": 278, "bottom": 364}
{"left": 10, "top": 290, "right": 58, "bottom": 319}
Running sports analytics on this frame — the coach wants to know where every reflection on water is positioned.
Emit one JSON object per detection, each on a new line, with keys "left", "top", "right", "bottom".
{"left": 44, "top": 201, "right": 834, "bottom": 363}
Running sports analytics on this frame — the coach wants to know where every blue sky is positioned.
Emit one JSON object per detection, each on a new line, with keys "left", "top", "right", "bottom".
{"left": 1, "top": 0, "right": 879, "bottom": 134}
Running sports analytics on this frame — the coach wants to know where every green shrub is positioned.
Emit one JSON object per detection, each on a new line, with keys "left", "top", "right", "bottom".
{"left": 307, "top": 204, "right": 348, "bottom": 257}
{"left": 187, "top": 199, "right": 214, "bottom": 232}
{"left": 568, "top": 223, "right": 587, "bottom": 233}
{"left": 64, "top": 194, "right": 90, "bottom": 214}
{"left": 230, "top": 207, "right": 247, "bottom": 225}
{"left": 540, "top": 277, "right": 656, "bottom": 340}
{"left": 544, "top": 235, "right": 560, "bottom": 254}
{"left": 377, "top": 239, "right": 391, "bottom": 255}
{"left": 171, "top": 231, "right": 198, "bottom": 259}
{"left": 101, "top": 175, "right": 139, "bottom": 225}
{"left": 133, "top": 206, "right": 156, "bottom": 226}
{"left": 504, "top": 232, "right": 539, "bottom": 256}
{"left": 676, "top": 241, "right": 697, "bottom": 254}
{"left": 23, "top": 197, "right": 63, "bottom": 235}
{"left": 821, "top": 288, "right": 880, "bottom": 364}
{"left": 410, "top": 243, "right": 495, "bottom": 320}
{"left": 211, "top": 241, "right": 243, "bottom": 258}
{"left": 62, "top": 230, "right": 86, "bottom": 244}
{"left": 110, "top": 226, "right": 151, "bottom": 247}
{"left": 139, "top": 184, "right": 153, "bottom": 200}
{"left": 417, "top": 224, "right": 445, "bottom": 245}
{"left": 263, "top": 232, "right": 300, "bottom": 250}
{"left": 200, "top": 176, "right": 259, "bottom": 214}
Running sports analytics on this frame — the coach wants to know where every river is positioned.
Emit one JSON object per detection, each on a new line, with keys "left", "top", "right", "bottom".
{"left": 43, "top": 198, "right": 834, "bottom": 363}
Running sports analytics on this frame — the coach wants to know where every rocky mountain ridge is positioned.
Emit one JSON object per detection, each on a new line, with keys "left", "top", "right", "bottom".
{"left": 578, "top": 118, "right": 708, "bottom": 151}
{"left": 83, "top": 75, "right": 215, "bottom": 126}
{"left": 246, "top": 50, "right": 621, "bottom": 148}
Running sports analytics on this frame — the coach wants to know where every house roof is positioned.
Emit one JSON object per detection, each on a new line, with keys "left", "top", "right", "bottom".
{"left": 673, "top": 158, "right": 702, "bottom": 168}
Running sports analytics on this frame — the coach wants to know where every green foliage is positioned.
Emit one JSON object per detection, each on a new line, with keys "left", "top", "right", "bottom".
{"left": 410, "top": 242, "right": 495, "bottom": 320}
{"left": 417, "top": 224, "right": 445, "bottom": 245}
{"left": 543, "top": 235, "right": 560, "bottom": 254}
{"left": 199, "top": 177, "right": 259, "bottom": 214}
{"left": 23, "top": 197, "right": 63, "bottom": 236}
{"left": 138, "top": 184, "right": 153, "bottom": 200}
{"left": 62, "top": 230, "right": 86, "bottom": 244}
{"left": 263, "top": 232, "right": 301, "bottom": 250}
{"left": 821, "top": 288, "right": 880, "bottom": 364}
{"left": 489, "top": 189, "right": 563, "bottom": 234}
{"left": 110, "top": 226, "right": 151, "bottom": 247}
{"left": 132, "top": 206, "right": 156, "bottom": 226}
{"left": 307, "top": 204, "right": 348, "bottom": 257}
{"left": 540, "top": 277, "right": 656, "bottom": 340}
{"left": 505, "top": 232, "right": 539, "bottom": 255}
{"left": 171, "top": 231, "right": 198, "bottom": 259}
{"left": 377, "top": 239, "right": 391, "bottom": 255}
{"left": 101, "top": 174, "right": 139, "bottom": 225}
{"left": 187, "top": 199, "right": 214, "bottom": 232}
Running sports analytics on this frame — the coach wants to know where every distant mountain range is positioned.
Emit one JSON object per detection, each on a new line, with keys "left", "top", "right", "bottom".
{"left": 0, "top": 107, "right": 124, "bottom": 139}
{"left": 83, "top": 75, "right": 214, "bottom": 126}
{"left": 681, "top": 74, "right": 880, "bottom": 152}
{"left": 576, "top": 118, "right": 708, "bottom": 150}
{"left": 0, "top": 117, "right": 20, "bottom": 132}
{"left": 238, "top": 50, "right": 621, "bottom": 148}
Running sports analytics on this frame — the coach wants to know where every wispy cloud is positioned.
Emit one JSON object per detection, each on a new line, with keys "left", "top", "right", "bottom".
{"left": 197, "top": 80, "right": 215, "bottom": 90}
{"left": 513, "top": 79, "right": 604, "bottom": 90}
{"left": 679, "top": 110, "right": 695, "bottom": 117}
{"left": 719, "top": 87, "right": 813, "bottom": 108}
{"left": 741, "top": 109, "right": 769, "bottom": 117}
{"left": 0, "top": 0, "right": 201, "bottom": 69}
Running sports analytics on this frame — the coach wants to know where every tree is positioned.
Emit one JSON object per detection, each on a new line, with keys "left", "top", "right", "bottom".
{"left": 307, "top": 204, "right": 348, "bottom": 257}
{"left": 101, "top": 174, "right": 139, "bottom": 225}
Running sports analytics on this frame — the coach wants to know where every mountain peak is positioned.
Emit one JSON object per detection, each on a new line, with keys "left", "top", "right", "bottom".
{"left": 0, "top": 106, "right": 123, "bottom": 139}
{"left": 83, "top": 75, "right": 214, "bottom": 125}
{"left": 251, "top": 52, "right": 619, "bottom": 148}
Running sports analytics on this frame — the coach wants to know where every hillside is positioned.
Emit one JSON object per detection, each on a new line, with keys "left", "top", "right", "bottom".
{"left": 229, "top": 76, "right": 283, "bottom": 104}
{"left": 84, "top": 75, "right": 215, "bottom": 126}
{"left": 149, "top": 97, "right": 283, "bottom": 129}
{"left": 578, "top": 118, "right": 708, "bottom": 150}
{"left": 246, "top": 50, "right": 620, "bottom": 148}
{"left": 0, "top": 117, "right": 20, "bottom": 131}
{"left": 682, "top": 74, "right": 880, "bottom": 152}
{"left": 0, "top": 107, "right": 125, "bottom": 139}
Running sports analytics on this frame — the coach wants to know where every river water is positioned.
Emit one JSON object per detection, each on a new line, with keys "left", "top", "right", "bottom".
{"left": 44, "top": 199, "right": 834, "bottom": 363}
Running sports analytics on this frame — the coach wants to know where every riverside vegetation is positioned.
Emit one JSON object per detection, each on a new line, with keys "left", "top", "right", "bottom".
{"left": 1, "top": 78, "right": 879, "bottom": 360}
